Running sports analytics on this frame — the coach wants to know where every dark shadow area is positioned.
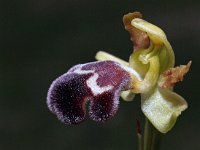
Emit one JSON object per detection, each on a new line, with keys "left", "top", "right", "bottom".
{"left": 0, "top": 0, "right": 200, "bottom": 149}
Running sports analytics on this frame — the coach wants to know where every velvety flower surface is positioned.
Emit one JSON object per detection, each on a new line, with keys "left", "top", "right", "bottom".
{"left": 47, "top": 12, "right": 191, "bottom": 133}
{"left": 47, "top": 61, "right": 140, "bottom": 124}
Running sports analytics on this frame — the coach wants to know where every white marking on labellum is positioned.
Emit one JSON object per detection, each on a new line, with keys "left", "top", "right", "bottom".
{"left": 86, "top": 73, "right": 114, "bottom": 96}
{"left": 73, "top": 65, "right": 114, "bottom": 96}
{"left": 73, "top": 67, "right": 95, "bottom": 74}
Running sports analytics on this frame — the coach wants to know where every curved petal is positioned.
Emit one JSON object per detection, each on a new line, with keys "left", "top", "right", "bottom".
{"left": 47, "top": 61, "right": 136, "bottom": 124}
{"left": 131, "top": 18, "right": 175, "bottom": 70}
{"left": 141, "top": 87, "right": 187, "bottom": 133}
{"left": 130, "top": 55, "right": 160, "bottom": 93}
{"left": 95, "top": 51, "right": 129, "bottom": 66}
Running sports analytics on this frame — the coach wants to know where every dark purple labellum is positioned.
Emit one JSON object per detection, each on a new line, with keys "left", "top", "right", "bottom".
{"left": 47, "top": 60, "right": 132, "bottom": 124}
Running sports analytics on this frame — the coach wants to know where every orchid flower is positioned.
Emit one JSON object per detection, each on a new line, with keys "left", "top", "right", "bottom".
{"left": 47, "top": 12, "right": 191, "bottom": 134}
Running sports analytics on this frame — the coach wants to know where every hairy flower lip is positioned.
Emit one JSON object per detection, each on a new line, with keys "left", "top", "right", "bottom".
{"left": 47, "top": 60, "right": 137, "bottom": 124}
{"left": 47, "top": 11, "right": 191, "bottom": 134}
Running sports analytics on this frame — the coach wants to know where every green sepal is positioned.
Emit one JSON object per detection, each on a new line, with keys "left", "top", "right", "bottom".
{"left": 141, "top": 87, "right": 187, "bottom": 133}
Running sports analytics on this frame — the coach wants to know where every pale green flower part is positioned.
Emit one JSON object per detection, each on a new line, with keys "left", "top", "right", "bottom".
{"left": 95, "top": 12, "right": 191, "bottom": 133}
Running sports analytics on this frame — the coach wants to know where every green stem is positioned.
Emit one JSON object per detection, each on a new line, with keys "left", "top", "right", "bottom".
{"left": 143, "top": 118, "right": 163, "bottom": 150}
{"left": 137, "top": 133, "right": 143, "bottom": 150}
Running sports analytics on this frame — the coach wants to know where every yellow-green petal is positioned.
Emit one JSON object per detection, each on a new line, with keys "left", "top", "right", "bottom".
{"left": 131, "top": 18, "right": 175, "bottom": 70}
{"left": 141, "top": 87, "right": 187, "bottom": 133}
{"left": 120, "top": 90, "right": 135, "bottom": 102}
{"left": 130, "top": 55, "right": 160, "bottom": 93}
{"left": 95, "top": 51, "right": 129, "bottom": 66}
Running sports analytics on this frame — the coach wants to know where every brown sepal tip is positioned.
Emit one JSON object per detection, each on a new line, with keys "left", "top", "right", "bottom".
{"left": 123, "top": 12, "right": 150, "bottom": 50}
{"left": 159, "top": 61, "right": 192, "bottom": 89}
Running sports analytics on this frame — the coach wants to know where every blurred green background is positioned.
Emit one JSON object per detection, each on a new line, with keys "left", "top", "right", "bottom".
{"left": 0, "top": 0, "right": 200, "bottom": 149}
